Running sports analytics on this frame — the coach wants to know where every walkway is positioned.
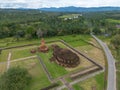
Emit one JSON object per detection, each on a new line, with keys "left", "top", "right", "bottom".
{"left": 7, "top": 52, "right": 11, "bottom": 69}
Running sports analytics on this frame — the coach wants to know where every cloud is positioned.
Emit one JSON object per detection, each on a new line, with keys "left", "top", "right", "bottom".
{"left": 0, "top": 0, "right": 120, "bottom": 8}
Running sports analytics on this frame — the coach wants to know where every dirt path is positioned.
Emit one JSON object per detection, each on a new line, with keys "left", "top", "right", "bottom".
{"left": 10, "top": 55, "right": 37, "bottom": 62}
{"left": 7, "top": 52, "right": 11, "bottom": 69}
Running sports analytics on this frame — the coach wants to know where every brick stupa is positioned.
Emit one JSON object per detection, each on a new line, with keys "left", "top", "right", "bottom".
{"left": 38, "top": 38, "right": 49, "bottom": 53}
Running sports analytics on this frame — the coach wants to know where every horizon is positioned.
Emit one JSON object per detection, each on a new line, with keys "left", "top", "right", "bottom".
{"left": 0, "top": 6, "right": 120, "bottom": 9}
{"left": 0, "top": 0, "right": 120, "bottom": 9}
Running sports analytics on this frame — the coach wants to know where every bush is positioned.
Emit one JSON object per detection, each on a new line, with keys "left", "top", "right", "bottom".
{"left": 0, "top": 67, "right": 32, "bottom": 90}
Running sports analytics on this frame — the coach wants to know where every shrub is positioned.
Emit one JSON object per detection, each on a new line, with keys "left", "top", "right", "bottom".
{"left": 0, "top": 67, "right": 32, "bottom": 90}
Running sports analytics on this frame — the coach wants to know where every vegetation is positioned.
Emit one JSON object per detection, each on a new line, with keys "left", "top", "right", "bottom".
{"left": 0, "top": 9, "right": 120, "bottom": 90}
{"left": 10, "top": 59, "right": 51, "bottom": 90}
{"left": 111, "top": 34, "right": 120, "bottom": 58}
{"left": 0, "top": 67, "right": 32, "bottom": 90}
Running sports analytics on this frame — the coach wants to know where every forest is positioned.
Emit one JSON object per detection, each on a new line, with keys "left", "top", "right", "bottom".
{"left": 0, "top": 9, "right": 120, "bottom": 39}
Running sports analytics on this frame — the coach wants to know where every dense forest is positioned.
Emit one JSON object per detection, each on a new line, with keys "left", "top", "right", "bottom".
{"left": 0, "top": 9, "right": 120, "bottom": 40}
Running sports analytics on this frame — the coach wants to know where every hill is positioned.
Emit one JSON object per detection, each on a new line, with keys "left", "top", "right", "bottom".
{"left": 39, "top": 6, "right": 120, "bottom": 12}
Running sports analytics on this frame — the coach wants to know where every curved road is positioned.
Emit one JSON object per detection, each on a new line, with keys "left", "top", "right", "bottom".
{"left": 92, "top": 34, "right": 116, "bottom": 90}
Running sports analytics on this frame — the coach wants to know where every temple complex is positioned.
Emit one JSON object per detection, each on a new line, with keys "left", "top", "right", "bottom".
{"left": 50, "top": 44, "right": 80, "bottom": 68}
{"left": 38, "top": 38, "right": 49, "bottom": 53}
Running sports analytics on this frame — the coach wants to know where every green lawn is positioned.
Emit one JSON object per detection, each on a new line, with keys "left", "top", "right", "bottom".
{"left": 10, "top": 59, "right": 51, "bottom": 90}
{"left": 73, "top": 73, "right": 104, "bottom": 90}
{"left": 11, "top": 46, "right": 37, "bottom": 60}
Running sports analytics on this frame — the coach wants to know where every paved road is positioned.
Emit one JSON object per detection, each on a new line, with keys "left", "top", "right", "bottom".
{"left": 92, "top": 34, "right": 116, "bottom": 90}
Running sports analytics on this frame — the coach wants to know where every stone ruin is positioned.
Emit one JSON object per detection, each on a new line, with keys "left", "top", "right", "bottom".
{"left": 50, "top": 44, "right": 80, "bottom": 68}
{"left": 30, "top": 38, "right": 49, "bottom": 53}
{"left": 38, "top": 38, "right": 49, "bottom": 53}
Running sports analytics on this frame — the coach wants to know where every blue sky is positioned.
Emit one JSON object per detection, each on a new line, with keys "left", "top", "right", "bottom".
{"left": 0, "top": 0, "right": 120, "bottom": 8}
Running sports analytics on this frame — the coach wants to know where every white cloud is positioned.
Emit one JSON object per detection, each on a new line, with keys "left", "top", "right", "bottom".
{"left": 0, "top": 0, "right": 120, "bottom": 8}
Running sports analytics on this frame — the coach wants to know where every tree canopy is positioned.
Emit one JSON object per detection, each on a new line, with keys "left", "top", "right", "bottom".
{"left": 0, "top": 67, "right": 32, "bottom": 90}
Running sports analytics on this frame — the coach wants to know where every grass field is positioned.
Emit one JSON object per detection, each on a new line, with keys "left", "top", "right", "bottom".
{"left": 10, "top": 59, "right": 51, "bottom": 90}
{"left": 11, "top": 46, "right": 37, "bottom": 60}
{"left": 73, "top": 73, "right": 104, "bottom": 90}
{"left": 107, "top": 19, "right": 120, "bottom": 24}
{"left": 76, "top": 45, "right": 105, "bottom": 66}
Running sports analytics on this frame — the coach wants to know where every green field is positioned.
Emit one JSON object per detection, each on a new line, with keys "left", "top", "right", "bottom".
{"left": 107, "top": 19, "right": 120, "bottom": 24}
{"left": 11, "top": 46, "right": 37, "bottom": 60}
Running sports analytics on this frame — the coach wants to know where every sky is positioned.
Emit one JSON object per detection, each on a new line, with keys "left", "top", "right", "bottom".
{"left": 0, "top": 0, "right": 120, "bottom": 8}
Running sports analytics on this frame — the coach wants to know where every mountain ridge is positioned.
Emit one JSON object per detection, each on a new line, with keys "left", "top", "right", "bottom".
{"left": 39, "top": 6, "right": 120, "bottom": 12}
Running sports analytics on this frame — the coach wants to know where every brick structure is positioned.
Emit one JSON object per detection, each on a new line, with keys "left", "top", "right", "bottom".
{"left": 38, "top": 38, "right": 49, "bottom": 53}
{"left": 50, "top": 44, "right": 80, "bottom": 68}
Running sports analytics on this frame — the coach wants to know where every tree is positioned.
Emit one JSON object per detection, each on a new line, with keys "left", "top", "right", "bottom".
{"left": 0, "top": 67, "right": 32, "bottom": 90}
{"left": 92, "top": 26, "right": 101, "bottom": 34}
{"left": 111, "top": 34, "right": 120, "bottom": 56}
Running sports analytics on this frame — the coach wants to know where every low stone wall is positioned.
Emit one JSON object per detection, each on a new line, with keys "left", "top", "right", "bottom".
{"left": 59, "top": 40, "right": 103, "bottom": 69}
{"left": 71, "top": 67, "right": 102, "bottom": 80}
{"left": 41, "top": 83, "right": 59, "bottom": 90}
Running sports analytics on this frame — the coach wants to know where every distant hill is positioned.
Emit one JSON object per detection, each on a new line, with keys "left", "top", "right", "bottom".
{"left": 39, "top": 6, "right": 120, "bottom": 12}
